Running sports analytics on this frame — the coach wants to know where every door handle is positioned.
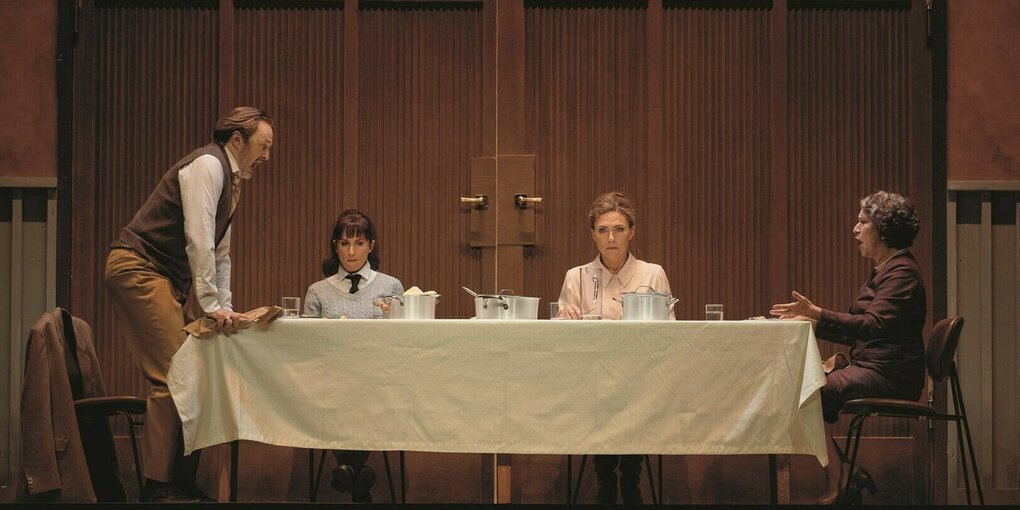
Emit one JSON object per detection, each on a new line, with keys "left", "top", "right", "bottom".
{"left": 460, "top": 194, "right": 489, "bottom": 210}
{"left": 514, "top": 193, "right": 542, "bottom": 210}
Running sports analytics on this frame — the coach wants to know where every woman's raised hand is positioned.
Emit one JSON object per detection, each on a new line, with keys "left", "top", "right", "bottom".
{"left": 770, "top": 291, "right": 822, "bottom": 321}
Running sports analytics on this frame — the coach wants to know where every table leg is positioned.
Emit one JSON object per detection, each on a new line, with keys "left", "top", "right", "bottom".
{"left": 215, "top": 442, "right": 238, "bottom": 502}
{"left": 496, "top": 454, "right": 511, "bottom": 503}
{"left": 768, "top": 454, "right": 790, "bottom": 505}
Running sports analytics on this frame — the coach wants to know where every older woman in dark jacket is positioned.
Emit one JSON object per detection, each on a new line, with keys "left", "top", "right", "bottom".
{"left": 771, "top": 190, "right": 925, "bottom": 504}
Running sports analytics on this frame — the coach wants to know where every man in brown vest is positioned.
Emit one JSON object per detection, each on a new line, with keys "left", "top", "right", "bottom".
{"left": 104, "top": 107, "right": 273, "bottom": 502}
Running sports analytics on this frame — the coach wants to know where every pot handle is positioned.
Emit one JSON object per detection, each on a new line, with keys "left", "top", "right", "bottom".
{"left": 666, "top": 297, "right": 679, "bottom": 308}
{"left": 634, "top": 285, "right": 658, "bottom": 294}
{"left": 613, "top": 297, "right": 623, "bottom": 305}
{"left": 497, "top": 288, "right": 518, "bottom": 296}
{"left": 385, "top": 295, "right": 404, "bottom": 306}
{"left": 480, "top": 295, "right": 509, "bottom": 310}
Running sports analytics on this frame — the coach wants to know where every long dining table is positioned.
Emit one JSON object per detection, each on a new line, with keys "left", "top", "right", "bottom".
{"left": 167, "top": 318, "right": 828, "bottom": 502}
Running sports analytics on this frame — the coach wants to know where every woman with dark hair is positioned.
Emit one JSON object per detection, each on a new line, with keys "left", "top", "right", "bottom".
{"left": 304, "top": 209, "right": 404, "bottom": 320}
{"left": 771, "top": 191, "right": 925, "bottom": 504}
{"left": 303, "top": 209, "right": 403, "bottom": 502}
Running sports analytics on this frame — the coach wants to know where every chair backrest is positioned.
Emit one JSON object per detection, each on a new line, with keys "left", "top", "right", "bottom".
{"left": 925, "top": 316, "right": 964, "bottom": 383}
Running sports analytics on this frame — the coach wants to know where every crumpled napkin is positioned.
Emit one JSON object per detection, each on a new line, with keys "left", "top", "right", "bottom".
{"left": 403, "top": 286, "right": 438, "bottom": 296}
{"left": 183, "top": 306, "right": 283, "bottom": 338}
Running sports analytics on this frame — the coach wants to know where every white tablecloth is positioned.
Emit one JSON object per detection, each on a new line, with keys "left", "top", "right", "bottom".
{"left": 168, "top": 319, "right": 828, "bottom": 465}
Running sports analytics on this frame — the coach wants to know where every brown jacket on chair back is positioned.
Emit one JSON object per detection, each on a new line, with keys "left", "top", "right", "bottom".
{"left": 19, "top": 309, "right": 110, "bottom": 502}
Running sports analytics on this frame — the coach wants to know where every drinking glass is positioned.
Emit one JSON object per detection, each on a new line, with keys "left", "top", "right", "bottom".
{"left": 705, "top": 304, "right": 724, "bottom": 321}
{"left": 549, "top": 301, "right": 567, "bottom": 320}
{"left": 281, "top": 297, "right": 300, "bottom": 318}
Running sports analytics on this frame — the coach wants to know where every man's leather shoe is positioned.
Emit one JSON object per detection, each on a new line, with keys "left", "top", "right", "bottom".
{"left": 178, "top": 482, "right": 216, "bottom": 502}
{"left": 351, "top": 465, "right": 376, "bottom": 503}
{"left": 331, "top": 464, "right": 356, "bottom": 493}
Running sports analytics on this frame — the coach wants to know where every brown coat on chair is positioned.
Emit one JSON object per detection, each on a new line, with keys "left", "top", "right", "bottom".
{"left": 19, "top": 309, "right": 106, "bottom": 501}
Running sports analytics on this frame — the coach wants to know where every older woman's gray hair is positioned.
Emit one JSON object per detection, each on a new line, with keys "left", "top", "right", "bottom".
{"left": 860, "top": 191, "right": 920, "bottom": 249}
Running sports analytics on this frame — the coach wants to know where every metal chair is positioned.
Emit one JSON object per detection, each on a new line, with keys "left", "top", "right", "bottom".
{"left": 73, "top": 395, "right": 147, "bottom": 497}
{"left": 838, "top": 316, "right": 984, "bottom": 505}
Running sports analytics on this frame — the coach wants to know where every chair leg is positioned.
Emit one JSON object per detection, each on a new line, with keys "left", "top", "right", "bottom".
{"left": 383, "top": 451, "right": 397, "bottom": 503}
{"left": 954, "top": 417, "right": 973, "bottom": 504}
{"left": 308, "top": 449, "right": 328, "bottom": 502}
{"left": 229, "top": 441, "right": 239, "bottom": 502}
{"left": 400, "top": 451, "right": 407, "bottom": 504}
{"left": 959, "top": 416, "right": 984, "bottom": 505}
{"left": 644, "top": 455, "right": 658, "bottom": 506}
{"left": 951, "top": 369, "right": 985, "bottom": 505}
{"left": 308, "top": 450, "right": 314, "bottom": 502}
{"left": 841, "top": 414, "right": 868, "bottom": 501}
{"left": 572, "top": 454, "right": 588, "bottom": 505}
{"left": 658, "top": 455, "right": 663, "bottom": 504}
{"left": 122, "top": 412, "right": 145, "bottom": 499}
{"left": 566, "top": 455, "right": 572, "bottom": 505}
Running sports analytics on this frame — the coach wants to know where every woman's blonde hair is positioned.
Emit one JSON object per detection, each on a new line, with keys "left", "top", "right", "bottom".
{"left": 588, "top": 191, "right": 636, "bottom": 230}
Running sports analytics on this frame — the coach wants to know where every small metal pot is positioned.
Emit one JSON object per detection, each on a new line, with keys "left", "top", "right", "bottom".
{"left": 618, "top": 286, "right": 678, "bottom": 321}
{"left": 388, "top": 294, "right": 439, "bottom": 320}
{"left": 473, "top": 290, "right": 540, "bottom": 320}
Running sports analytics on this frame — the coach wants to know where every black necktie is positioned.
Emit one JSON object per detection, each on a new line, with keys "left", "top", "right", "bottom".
{"left": 347, "top": 274, "right": 362, "bottom": 294}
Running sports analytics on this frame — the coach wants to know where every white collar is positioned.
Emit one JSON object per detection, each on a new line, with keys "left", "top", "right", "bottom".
{"left": 223, "top": 145, "right": 242, "bottom": 177}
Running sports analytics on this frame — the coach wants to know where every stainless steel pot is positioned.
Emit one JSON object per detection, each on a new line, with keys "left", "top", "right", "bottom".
{"left": 388, "top": 294, "right": 439, "bottom": 319}
{"left": 472, "top": 290, "right": 540, "bottom": 320}
{"left": 618, "top": 286, "right": 678, "bottom": 321}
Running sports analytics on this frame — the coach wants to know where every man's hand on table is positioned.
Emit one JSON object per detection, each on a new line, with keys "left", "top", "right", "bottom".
{"left": 209, "top": 308, "right": 244, "bottom": 333}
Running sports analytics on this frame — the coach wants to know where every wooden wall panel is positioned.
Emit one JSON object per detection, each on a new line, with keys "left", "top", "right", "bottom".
{"left": 523, "top": 2, "right": 648, "bottom": 308}
{"left": 0, "top": 1, "right": 57, "bottom": 179}
{"left": 80, "top": 0, "right": 219, "bottom": 401}
{"left": 788, "top": 4, "right": 918, "bottom": 438}
{"left": 357, "top": 3, "right": 485, "bottom": 321}
{"left": 947, "top": 0, "right": 1020, "bottom": 182}
{"left": 660, "top": 3, "right": 772, "bottom": 321}
{"left": 356, "top": 4, "right": 489, "bottom": 503}
{"left": 231, "top": 3, "right": 344, "bottom": 312}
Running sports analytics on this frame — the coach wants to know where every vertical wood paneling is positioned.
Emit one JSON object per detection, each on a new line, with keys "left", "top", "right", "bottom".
{"left": 524, "top": 2, "right": 648, "bottom": 308}
{"left": 950, "top": 190, "right": 1019, "bottom": 500}
{"left": 231, "top": 4, "right": 344, "bottom": 312}
{"left": 661, "top": 3, "right": 772, "bottom": 321}
{"left": 788, "top": 4, "right": 916, "bottom": 437}
{"left": 358, "top": 4, "right": 485, "bottom": 321}
{"left": 517, "top": 6, "right": 648, "bottom": 499}
{"left": 357, "top": 5, "right": 488, "bottom": 501}
{"left": 83, "top": 0, "right": 218, "bottom": 402}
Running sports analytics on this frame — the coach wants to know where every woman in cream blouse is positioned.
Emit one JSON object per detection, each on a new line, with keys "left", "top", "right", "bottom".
{"left": 556, "top": 191, "right": 675, "bottom": 504}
